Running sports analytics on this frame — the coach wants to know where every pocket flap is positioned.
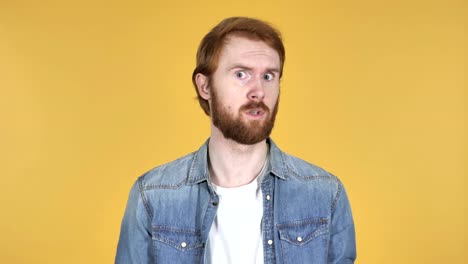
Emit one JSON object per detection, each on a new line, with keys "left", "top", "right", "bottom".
{"left": 152, "top": 226, "right": 204, "bottom": 251}
{"left": 277, "top": 218, "right": 329, "bottom": 246}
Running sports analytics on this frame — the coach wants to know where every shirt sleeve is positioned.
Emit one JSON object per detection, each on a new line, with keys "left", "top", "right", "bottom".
{"left": 328, "top": 181, "right": 357, "bottom": 263}
{"left": 115, "top": 178, "right": 154, "bottom": 263}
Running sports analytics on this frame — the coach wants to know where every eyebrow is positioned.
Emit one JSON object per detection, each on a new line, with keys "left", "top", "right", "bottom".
{"left": 228, "top": 64, "right": 280, "bottom": 74}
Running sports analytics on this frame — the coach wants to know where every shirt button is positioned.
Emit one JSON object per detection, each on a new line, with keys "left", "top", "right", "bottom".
{"left": 265, "top": 194, "right": 271, "bottom": 201}
{"left": 296, "top": 236, "right": 303, "bottom": 242}
{"left": 181, "top": 242, "right": 187, "bottom": 248}
{"left": 267, "top": 239, "right": 273, "bottom": 245}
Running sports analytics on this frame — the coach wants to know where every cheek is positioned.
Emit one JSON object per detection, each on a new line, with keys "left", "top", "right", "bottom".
{"left": 268, "top": 93, "right": 280, "bottom": 110}
{"left": 266, "top": 86, "right": 280, "bottom": 102}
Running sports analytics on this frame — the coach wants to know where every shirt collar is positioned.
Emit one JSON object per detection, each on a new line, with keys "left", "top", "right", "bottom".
{"left": 186, "top": 138, "right": 288, "bottom": 185}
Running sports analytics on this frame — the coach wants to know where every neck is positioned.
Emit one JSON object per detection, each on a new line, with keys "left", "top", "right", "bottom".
{"left": 208, "top": 126, "right": 269, "bottom": 188}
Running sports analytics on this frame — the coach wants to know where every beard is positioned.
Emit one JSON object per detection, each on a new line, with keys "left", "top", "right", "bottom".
{"left": 210, "top": 87, "right": 279, "bottom": 145}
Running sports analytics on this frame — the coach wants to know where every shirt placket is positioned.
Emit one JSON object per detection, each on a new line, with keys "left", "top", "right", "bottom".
{"left": 261, "top": 175, "right": 276, "bottom": 264}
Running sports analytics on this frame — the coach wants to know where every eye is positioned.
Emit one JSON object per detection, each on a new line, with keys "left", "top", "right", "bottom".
{"left": 235, "top": 71, "right": 248, "bottom": 79}
{"left": 263, "top": 73, "right": 274, "bottom": 81}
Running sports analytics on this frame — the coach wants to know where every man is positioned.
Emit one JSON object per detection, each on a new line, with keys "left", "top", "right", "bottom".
{"left": 116, "top": 17, "right": 356, "bottom": 263}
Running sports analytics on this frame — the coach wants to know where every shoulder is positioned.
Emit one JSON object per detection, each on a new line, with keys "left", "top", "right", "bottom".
{"left": 269, "top": 138, "right": 344, "bottom": 190}
{"left": 277, "top": 150, "right": 345, "bottom": 194}
{"left": 282, "top": 152, "right": 337, "bottom": 181}
{"left": 136, "top": 151, "right": 197, "bottom": 189}
{"left": 269, "top": 138, "right": 338, "bottom": 181}
{"left": 278, "top": 151, "right": 348, "bottom": 211}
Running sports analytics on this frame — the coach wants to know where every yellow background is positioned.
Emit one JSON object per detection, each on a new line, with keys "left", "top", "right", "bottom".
{"left": 0, "top": 0, "right": 466, "bottom": 263}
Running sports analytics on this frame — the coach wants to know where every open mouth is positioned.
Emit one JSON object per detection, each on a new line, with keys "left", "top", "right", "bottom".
{"left": 240, "top": 102, "right": 269, "bottom": 119}
{"left": 246, "top": 109, "right": 264, "bottom": 117}
{"left": 249, "top": 109, "right": 261, "bottom": 114}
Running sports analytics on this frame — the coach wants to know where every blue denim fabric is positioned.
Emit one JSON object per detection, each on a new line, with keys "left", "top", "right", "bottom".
{"left": 115, "top": 139, "right": 356, "bottom": 263}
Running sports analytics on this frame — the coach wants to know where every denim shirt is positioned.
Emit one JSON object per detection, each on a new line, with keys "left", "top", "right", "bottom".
{"left": 115, "top": 139, "right": 356, "bottom": 263}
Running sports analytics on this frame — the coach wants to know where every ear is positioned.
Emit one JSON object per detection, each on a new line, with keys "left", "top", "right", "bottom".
{"left": 195, "top": 73, "right": 210, "bottom": 100}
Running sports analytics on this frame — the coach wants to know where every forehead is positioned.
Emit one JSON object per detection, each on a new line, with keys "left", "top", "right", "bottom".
{"left": 217, "top": 35, "right": 280, "bottom": 68}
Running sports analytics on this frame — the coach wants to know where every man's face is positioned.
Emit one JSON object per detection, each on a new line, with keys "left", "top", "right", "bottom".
{"left": 209, "top": 35, "right": 281, "bottom": 145}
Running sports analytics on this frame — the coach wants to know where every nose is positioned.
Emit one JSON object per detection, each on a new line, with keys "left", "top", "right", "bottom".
{"left": 247, "top": 76, "right": 265, "bottom": 101}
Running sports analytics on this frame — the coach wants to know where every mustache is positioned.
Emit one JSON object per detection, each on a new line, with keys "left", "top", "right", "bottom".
{"left": 239, "top": 101, "right": 270, "bottom": 112}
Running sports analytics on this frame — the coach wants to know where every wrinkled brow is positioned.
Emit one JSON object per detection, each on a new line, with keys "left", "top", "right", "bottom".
{"left": 228, "top": 63, "right": 280, "bottom": 74}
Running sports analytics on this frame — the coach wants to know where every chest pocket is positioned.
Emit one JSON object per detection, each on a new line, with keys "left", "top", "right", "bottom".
{"left": 277, "top": 218, "right": 329, "bottom": 264}
{"left": 152, "top": 225, "right": 204, "bottom": 263}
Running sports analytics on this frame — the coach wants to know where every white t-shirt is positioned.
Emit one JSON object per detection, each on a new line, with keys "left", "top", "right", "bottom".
{"left": 205, "top": 161, "right": 268, "bottom": 264}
